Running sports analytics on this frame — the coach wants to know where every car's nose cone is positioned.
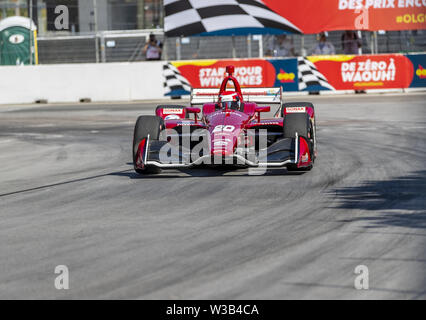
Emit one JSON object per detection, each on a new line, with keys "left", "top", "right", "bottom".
{"left": 208, "top": 111, "right": 248, "bottom": 157}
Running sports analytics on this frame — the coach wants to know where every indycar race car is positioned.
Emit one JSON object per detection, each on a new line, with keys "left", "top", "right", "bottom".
{"left": 133, "top": 65, "right": 317, "bottom": 174}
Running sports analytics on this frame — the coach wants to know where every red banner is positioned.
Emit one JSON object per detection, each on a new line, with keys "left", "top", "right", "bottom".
{"left": 309, "top": 54, "right": 414, "bottom": 90}
{"left": 172, "top": 59, "right": 277, "bottom": 88}
{"left": 263, "top": 0, "right": 426, "bottom": 32}
{"left": 164, "top": 54, "right": 425, "bottom": 96}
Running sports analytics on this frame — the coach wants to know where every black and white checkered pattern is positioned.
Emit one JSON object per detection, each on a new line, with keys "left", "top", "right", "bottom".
{"left": 163, "top": 63, "right": 192, "bottom": 95}
{"left": 164, "top": 0, "right": 301, "bottom": 37}
{"left": 298, "top": 57, "right": 334, "bottom": 91}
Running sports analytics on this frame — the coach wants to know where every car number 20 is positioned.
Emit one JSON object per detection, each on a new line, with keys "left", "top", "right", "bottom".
{"left": 212, "top": 125, "right": 235, "bottom": 133}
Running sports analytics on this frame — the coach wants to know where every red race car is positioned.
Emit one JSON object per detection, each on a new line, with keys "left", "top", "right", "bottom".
{"left": 133, "top": 65, "right": 317, "bottom": 174}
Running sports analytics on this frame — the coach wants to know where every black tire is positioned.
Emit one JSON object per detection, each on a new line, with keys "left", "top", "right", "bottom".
{"left": 283, "top": 112, "right": 313, "bottom": 171}
{"left": 283, "top": 102, "right": 317, "bottom": 157}
{"left": 281, "top": 102, "right": 315, "bottom": 117}
{"left": 287, "top": 164, "right": 313, "bottom": 172}
{"left": 286, "top": 163, "right": 313, "bottom": 171}
{"left": 283, "top": 112, "right": 310, "bottom": 139}
{"left": 133, "top": 115, "right": 164, "bottom": 174}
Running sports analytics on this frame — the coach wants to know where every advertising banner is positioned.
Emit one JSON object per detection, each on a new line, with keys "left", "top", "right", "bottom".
{"left": 164, "top": 58, "right": 298, "bottom": 95}
{"left": 406, "top": 53, "right": 426, "bottom": 88}
{"left": 163, "top": 54, "right": 426, "bottom": 97}
{"left": 164, "top": 1, "right": 426, "bottom": 37}
{"left": 307, "top": 54, "right": 414, "bottom": 91}
{"left": 264, "top": 0, "right": 426, "bottom": 33}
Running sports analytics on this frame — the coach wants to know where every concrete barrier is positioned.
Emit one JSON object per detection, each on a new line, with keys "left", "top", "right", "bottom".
{"left": 0, "top": 61, "right": 164, "bottom": 104}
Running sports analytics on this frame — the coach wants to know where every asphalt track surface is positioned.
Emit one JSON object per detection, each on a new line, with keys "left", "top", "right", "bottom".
{"left": 0, "top": 93, "right": 425, "bottom": 299}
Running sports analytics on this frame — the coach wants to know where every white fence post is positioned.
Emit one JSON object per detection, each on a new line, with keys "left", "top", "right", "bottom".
{"left": 176, "top": 37, "right": 181, "bottom": 60}
{"left": 247, "top": 34, "right": 252, "bottom": 58}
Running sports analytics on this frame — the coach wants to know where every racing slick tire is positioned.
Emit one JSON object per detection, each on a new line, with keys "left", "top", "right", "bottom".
{"left": 282, "top": 102, "right": 316, "bottom": 160}
{"left": 283, "top": 112, "right": 313, "bottom": 171}
{"left": 133, "top": 115, "right": 164, "bottom": 174}
{"left": 281, "top": 102, "right": 315, "bottom": 117}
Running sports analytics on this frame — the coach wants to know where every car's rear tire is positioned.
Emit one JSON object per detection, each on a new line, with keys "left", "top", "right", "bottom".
{"left": 283, "top": 112, "right": 310, "bottom": 139}
{"left": 282, "top": 102, "right": 316, "bottom": 161}
{"left": 133, "top": 115, "right": 164, "bottom": 174}
{"left": 283, "top": 112, "right": 313, "bottom": 171}
{"left": 281, "top": 102, "right": 315, "bottom": 117}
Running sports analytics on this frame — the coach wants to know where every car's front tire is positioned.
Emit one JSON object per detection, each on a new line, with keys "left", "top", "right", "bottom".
{"left": 283, "top": 112, "right": 313, "bottom": 171}
{"left": 133, "top": 115, "right": 164, "bottom": 174}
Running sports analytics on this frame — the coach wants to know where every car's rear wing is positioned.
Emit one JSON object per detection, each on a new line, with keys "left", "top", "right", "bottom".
{"left": 190, "top": 87, "right": 283, "bottom": 106}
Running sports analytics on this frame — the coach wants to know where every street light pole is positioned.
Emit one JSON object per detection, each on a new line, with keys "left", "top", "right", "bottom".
{"left": 138, "top": 0, "right": 145, "bottom": 29}
{"left": 93, "top": 0, "right": 100, "bottom": 63}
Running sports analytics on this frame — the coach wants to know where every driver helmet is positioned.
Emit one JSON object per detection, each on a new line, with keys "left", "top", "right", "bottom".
{"left": 218, "top": 92, "right": 241, "bottom": 111}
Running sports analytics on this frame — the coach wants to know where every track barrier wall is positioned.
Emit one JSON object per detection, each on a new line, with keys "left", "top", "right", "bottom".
{"left": 0, "top": 61, "right": 164, "bottom": 104}
{"left": 166, "top": 53, "right": 426, "bottom": 96}
{"left": 0, "top": 53, "right": 425, "bottom": 105}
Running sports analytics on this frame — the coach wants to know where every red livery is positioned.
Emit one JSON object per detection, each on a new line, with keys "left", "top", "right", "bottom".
{"left": 133, "top": 66, "right": 317, "bottom": 174}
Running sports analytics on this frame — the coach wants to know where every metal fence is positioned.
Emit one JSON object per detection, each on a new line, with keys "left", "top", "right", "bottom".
{"left": 161, "top": 30, "right": 426, "bottom": 60}
{"left": 37, "top": 29, "right": 163, "bottom": 64}
{"left": 36, "top": 29, "right": 426, "bottom": 64}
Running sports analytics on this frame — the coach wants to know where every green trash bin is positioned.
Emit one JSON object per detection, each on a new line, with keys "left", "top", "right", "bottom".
{"left": 0, "top": 16, "right": 38, "bottom": 66}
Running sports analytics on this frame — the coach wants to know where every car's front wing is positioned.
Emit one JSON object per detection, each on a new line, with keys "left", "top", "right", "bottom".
{"left": 135, "top": 133, "right": 312, "bottom": 170}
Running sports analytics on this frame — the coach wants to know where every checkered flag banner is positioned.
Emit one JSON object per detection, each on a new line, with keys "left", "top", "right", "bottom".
{"left": 164, "top": 0, "right": 301, "bottom": 37}
{"left": 298, "top": 57, "right": 335, "bottom": 91}
{"left": 163, "top": 63, "right": 192, "bottom": 96}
